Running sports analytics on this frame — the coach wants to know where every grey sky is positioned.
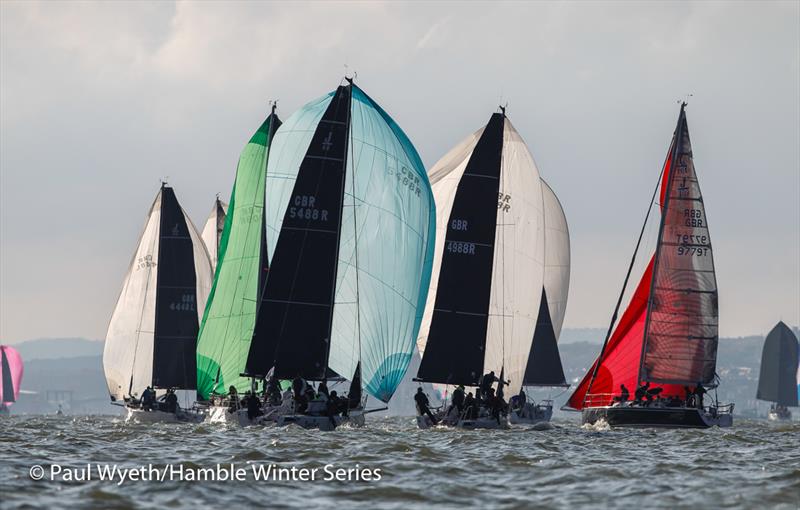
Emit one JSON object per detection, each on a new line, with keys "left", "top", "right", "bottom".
{"left": 1, "top": 1, "right": 798, "bottom": 344}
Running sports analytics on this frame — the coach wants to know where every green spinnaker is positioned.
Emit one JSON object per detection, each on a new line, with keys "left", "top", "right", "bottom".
{"left": 195, "top": 114, "right": 280, "bottom": 399}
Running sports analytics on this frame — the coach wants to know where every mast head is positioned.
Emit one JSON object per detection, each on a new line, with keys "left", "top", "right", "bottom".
{"left": 499, "top": 103, "right": 508, "bottom": 117}
{"left": 269, "top": 100, "right": 277, "bottom": 116}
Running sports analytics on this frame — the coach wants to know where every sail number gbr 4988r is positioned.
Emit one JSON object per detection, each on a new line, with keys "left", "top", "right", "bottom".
{"left": 446, "top": 218, "right": 476, "bottom": 255}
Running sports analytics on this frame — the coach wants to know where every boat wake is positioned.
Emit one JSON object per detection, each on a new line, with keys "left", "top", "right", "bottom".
{"left": 581, "top": 418, "right": 610, "bottom": 431}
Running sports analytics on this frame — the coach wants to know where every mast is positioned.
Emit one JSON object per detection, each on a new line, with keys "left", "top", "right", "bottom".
{"left": 416, "top": 112, "right": 506, "bottom": 386}
{"left": 245, "top": 83, "right": 353, "bottom": 380}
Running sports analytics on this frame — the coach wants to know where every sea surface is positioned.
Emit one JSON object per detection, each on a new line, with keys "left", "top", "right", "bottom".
{"left": 0, "top": 415, "right": 798, "bottom": 509}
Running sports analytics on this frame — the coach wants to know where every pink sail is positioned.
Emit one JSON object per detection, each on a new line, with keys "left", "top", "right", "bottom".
{"left": 1, "top": 345, "right": 24, "bottom": 405}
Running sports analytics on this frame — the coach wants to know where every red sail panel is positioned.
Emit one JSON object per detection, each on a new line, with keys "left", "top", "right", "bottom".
{"left": 640, "top": 111, "right": 719, "bottom": 385}
{"left": 568, "top": 258, "right": 653, "bottom": 410}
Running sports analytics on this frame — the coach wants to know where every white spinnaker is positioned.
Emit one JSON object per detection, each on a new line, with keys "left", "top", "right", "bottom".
{"left": 541, "top": 179, "right": 570, "bottom": 339}
{"left": 200, "top": 199, "right": 228, "bottom": 271}
{"left": 416, "top": 127, "right": 485, "bottom": 358}
{"left": 103, "top": 192, "right": 162, "bottom": 401}
{"left": 484, "top": 119, "right": 545, "bottom": 394}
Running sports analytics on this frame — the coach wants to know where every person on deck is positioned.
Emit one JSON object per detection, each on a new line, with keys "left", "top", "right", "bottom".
{"left": 318, "top": 380, "right": 330, "bottom": 399}
{"left": 227, "top": 386, "right": 239, "bottom": 413}
{"left": 267, "top": 376, "right": 282, "bottom": 406}
{"left": 694, "top": 383, "right": 707, "bottom": 409}
{"left": 164, "top": 389, "right": 178, "bottom": 413}
{"left": 516, "top": 388, "right": 527, "bottom": 410}
{"left": 449, "top": 385, "right": 466, "bottom": 417}
{"left": 292, "top": 374, "right": 307, "bottom": 413}
{"left": 634, "top": 382, "right": 650, "bottom": 404}
{"left": 414, "top": 388, "right": 438, "bottom": 425}
{"left": 141, "top": 386, "right": 155, "bottom": 411}
{"left": 478, "top": 371, "right": 497, "bottom": 400}
{"left": 463, "top": 392, "right": 476, "bottom": 420}
{"left": 489, "top": 391, "right": 505, "bottom": 424}
{"left": 247, "top": 392, "right": 263, "bottom": 420}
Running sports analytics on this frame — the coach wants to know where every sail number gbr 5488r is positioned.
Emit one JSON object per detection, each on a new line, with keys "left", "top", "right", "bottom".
{"left": 289, "top": 195, "right": 329, "bottom": 222}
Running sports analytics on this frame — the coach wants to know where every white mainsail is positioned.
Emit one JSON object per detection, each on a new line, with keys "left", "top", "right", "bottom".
{"left": 103, "top": 187, "right": 213, "bottom": 401}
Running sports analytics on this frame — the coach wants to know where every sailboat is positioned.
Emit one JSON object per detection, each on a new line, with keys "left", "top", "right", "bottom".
{"left": 415, "top": 108, "right": 550, "bottom": 430}
{"left": 757, "top": 321, "right": 798, "bottom": 421}
{"left": 200, "top": 196, "right": 228, "bottom": 272}
{"left": 195, "top": 106, "right": 281, "bottom": 425}
{"left": 509, "top": 179, "right": 570, "bottom": 426}
{"left": 0, "top": 345, "right": 23, "bottom": 416}
{"left": 103, "top": 183, "right": 213, "bottom": 423}
{"left": 566, "top": 104, "right": 733, "bottom": 428}
{"left": 243, "top": 78, "right": 435, "bottom": 431}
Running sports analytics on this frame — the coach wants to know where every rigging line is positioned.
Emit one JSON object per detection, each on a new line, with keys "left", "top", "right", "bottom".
{"left": 581, "top": 133, "right": 674, "bottom": 407}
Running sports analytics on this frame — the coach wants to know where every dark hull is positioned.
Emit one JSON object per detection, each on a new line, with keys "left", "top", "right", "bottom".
{"left": 583, "top": 405, "right": 732, "bottom": 429}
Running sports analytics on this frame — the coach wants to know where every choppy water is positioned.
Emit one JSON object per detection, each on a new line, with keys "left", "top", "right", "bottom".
{"left": 0, "top": 415, "right": 798, "bottom": 509}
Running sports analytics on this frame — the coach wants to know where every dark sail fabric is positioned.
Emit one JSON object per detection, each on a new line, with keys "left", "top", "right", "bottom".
{"left": 416, "top": 113, "right": 505, "bottom": 385}
{"left": 246, "top": 85, "right": 352, "bottom": 379}
{"left": 639, "top": 106, "right": 719, "bottom": 386}
{"left": 1, "top": 348, "right": 15, "bottom": 403}
{"left": 348, "top": 362, "right": 362, "bottom": 409}
{"left": 152, "top": 185, "right": 199, "bottom": 389}
{"left": 756, "top": 322, "right": 799, "bottom": 407}
{"left": 522, "top": 288, "right": 567, "bottom": 386}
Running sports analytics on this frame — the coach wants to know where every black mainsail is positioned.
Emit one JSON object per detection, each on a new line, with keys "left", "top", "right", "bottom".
{"left": 245, "top": 84, "right": 352, "bottom": 380}
{"left": 757, "top": 322, "right": 799, "bottom": 407}
{"left": 152, "top": 185, "right": 200, "bottom": 390}
{"left": 416, "top": 112, "right": 505, "bottom": 386}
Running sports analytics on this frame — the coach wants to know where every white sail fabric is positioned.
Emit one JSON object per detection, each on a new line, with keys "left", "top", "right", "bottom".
{"left": 104, "top": 194, "right": 161, "bottom": 401}
{"left": 416, "top": 127, "right": 484, "bottom": 358}
{"left": 200, "top": 199, "right": 228, "bottom": 271}
{"left": 484, "top": 119, "right": 545, "bottom": 394}
{"left": 103, "top": 189, "right": 212, "bottom": 401}
{"left": 541, "top": 179, "right": 570, "bottom": 338}
{"left": 416, "top": 118, "right": 546, "bottom": 395}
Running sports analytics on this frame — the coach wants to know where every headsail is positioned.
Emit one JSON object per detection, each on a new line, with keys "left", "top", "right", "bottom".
{"left": 756, "top": 322, "right": 799, "bottom": 407}
{"left": 201, "top": 197, "right": 228, "bottom": 271}
{"left": 103, "top": 185, "right": 212, "bottom": 400}
{"left": 254, "top": 83, "right": 435, "bottom": 402}
{"left": 417, "top": 112, "right": 546, "bottom": 394}
{"left": 195, "top": 112, "right": 280, "bottom": 399}
{"left": 0, "top": 345, "right": 23, "bottom": 405}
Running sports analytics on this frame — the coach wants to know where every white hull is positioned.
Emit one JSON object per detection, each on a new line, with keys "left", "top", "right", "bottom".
{"left": 125, "top": 407, "right": 204, "bottom": 424}
{"left": 509, "top": 402, "right": 553, "bottom": 425}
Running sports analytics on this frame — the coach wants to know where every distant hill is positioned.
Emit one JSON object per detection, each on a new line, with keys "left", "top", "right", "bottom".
{"left": 9, "top": 337, "right": 103, "bottom": 361}
{"left": 558, "top": 328, "right": 606, "bottom": 344}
